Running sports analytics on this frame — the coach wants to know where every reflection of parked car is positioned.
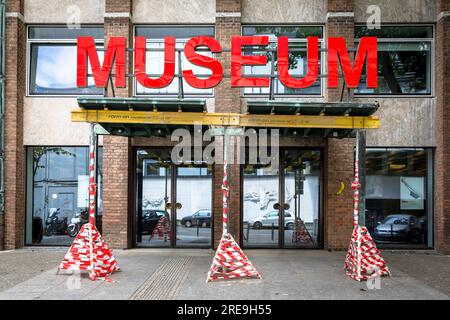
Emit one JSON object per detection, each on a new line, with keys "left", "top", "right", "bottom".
{"left": 142, "top": 210, "right": 170, "bottom": 234}
{"left": 250, "top": 211, "right": 295, "bottom": 230}
{"left": 181, "top": 210, "right": 211, "bottom": 227}
{"left": 373, "top": 214, "right": 425, "bottom": 243}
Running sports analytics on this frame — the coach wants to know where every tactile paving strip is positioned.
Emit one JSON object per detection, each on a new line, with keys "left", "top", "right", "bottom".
{"left": 129, "top": 257, "right": 193, "bottom": 300}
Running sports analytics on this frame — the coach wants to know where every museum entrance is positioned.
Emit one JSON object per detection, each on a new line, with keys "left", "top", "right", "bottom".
{"left": 134, "top": 148, "right": 213, "bottom": 248}
{"left": 242, "top": 148, "right": 323, "bottom": 248}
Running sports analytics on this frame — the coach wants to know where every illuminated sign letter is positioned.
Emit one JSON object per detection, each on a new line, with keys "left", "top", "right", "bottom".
{"left": 77, "top": 36, "right": 126, "bottom": 88}
{"left": 231, "top": 35, "right": 269, "bottom": 87}
{"left": 183, "top": 36, "right": 223, "bottom": 89}
{"left": 135, "top": 36, "right": 175, "bottom": 89}
{"left": 278, "top": 36, "right": 319, "bottom": 89}
{"left": 328, "top": 36, "right": 378, "bottom": 88}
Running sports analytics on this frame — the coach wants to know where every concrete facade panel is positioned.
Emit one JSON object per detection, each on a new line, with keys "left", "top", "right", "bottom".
{"left": 24, "top": 0, "right": 105, "bottom": 24}
{"left": 354, "top": 0, "right": 436, "bottom": 23}
{"left": 133, "top": 0, "right": 215, "bottom": 24}
{"left": 355, "top": 97, "right": 436, "bottom": 147}
{"left": 241, "top": 0, "right": 325, "bottom": 23}
{"left": 23, "top": 98, "right": 90, "bottom": 146}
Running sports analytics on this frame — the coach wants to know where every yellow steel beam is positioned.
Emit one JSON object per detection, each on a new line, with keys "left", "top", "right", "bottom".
{"left": 71, "top": 109, "right": 240, "bottom": 126}
{"left": 71, "top": 109, "right": 379, "bottom": 129}
{"left": 239, "top": 114, "right": 379, "bottom": 129}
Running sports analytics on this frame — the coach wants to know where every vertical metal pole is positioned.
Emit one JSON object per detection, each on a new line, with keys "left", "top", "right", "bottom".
{"left": 269, "top": 51, "right": 275, "bottom": 101}
{"left": 357, "top": 130, "right": 366, "bottom": 226}
{"left": 88, "top": 123, "right": 97, "bottom": 226}
{"left": 222, "top": 128, "right": 230, "bottom": 236}
{"left": 353, "top": 132, "right": 360, "bottom": 227}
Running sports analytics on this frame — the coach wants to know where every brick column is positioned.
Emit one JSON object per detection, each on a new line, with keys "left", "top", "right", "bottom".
{"left": 434, "top": 1, "right": 450, "bottom": 254}
{"left": 101, "top": 0, "right": 133, "bottom": 249}
{"left": 213, "top": 0, "right": 242, "bottom": 248}
{"left": 3, "top": 0, "right": 26, "bottom": 249}
{"left": 324, "top": 0, "right": 355, "bottom": 250}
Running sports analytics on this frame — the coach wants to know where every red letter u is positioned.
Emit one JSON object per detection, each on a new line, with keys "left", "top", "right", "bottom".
{"left": 134, "top": 36, "right": 175, "bottom": 89}
{"left": 278, "top": 36, "right": 319, "bottom": 89}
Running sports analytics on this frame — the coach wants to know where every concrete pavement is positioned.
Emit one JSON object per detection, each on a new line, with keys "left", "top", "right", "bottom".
{"left": 0, "top": 248, "right": 448, "bottom": 300}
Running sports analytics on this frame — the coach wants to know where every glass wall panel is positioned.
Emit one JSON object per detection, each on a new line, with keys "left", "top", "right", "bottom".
{"left": 355, "top": 26, "right": 433, "bottom": 95}
{"left": 27, "top": 147, "right": 103, "bottom": 246}
{"left": 29, "top": 44, "right": 104, "bottom": 95}
{"left": 365, "top": 148, "right": 432, "bottom": 248}
{"left": 242, "top": 26, "right": 323, "bottom": 96}
{"left": 28, "top": 26, "right": 104, "bottom": 95}
{"left": 134, "top": 26, "right": 215, "bottom": 97}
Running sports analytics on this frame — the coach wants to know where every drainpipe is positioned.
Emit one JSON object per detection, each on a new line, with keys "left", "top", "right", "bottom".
{"left": 0, "top": 0, "right": 6, "bottom": 215}
{"left": 0, "top": 0, "right": 5, "bottom": 250}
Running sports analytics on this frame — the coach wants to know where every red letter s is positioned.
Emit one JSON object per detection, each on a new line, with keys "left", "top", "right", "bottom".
{"left": 183, "top": 36, "right": 223, "bottom": 89}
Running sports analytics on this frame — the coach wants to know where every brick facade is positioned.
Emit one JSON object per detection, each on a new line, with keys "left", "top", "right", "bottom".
{"left": 323, "top": 0, "right": 355, "bottom": 250}
{"left": 1, "top": 0, "right": 448, "bottom": 254}
{"left": 101, "top": 0, "right": 133, "bottom": 249}
{"left": 3, "top": 0, "right": 26, "bottom": 250}
{"left": 434, "top": 0, "right": 450, "bottom": 254}
{"left": 213, "top": 0, "right": 243, "bottom": 248}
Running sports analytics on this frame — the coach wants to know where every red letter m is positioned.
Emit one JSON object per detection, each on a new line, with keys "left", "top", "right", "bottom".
{"left": 77, "top": 36, "right": 126, "bottom": 88}
{"left": 328, "top": 36, "right": 377, "bottom": 88}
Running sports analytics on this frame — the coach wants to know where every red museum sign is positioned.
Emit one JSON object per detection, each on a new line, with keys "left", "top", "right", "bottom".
{"left": 76, "top": 36, "right": 378, "bottom": 89}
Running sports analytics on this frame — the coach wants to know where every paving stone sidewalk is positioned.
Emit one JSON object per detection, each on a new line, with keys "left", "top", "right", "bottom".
{"left": 0, "top": 248, "right": 448, "bottom": 300}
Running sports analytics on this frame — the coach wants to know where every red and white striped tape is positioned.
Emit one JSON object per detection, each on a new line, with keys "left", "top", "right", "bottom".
{"left": 150, "top": 216, "right": 171, "bottom": 241}
{"left": 344, "top": 159, "right": 390, "bottom": 281}
{"left": 59, "top": 131, "right": 119, "bottom": 281}
{"left": 59, "top": 223, "right": 119, "bottom": 281}
{"left": 207, "top": 233, "right": 261, "bottom": 281}
{"left": 207, "top": 160, "right": 261, "bottom": 282}
{"left": 292, "top": 218, "right": 314, "bottom": 244}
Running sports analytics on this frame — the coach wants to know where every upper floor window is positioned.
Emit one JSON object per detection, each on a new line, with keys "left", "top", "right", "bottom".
{"left": 355, "top": 26, "right": 433, "bottom": 96}
{"left": 28, "top": 26, "right": 104, "bottom": 96}
{"left": 134, "top": 26, "right": 215, "bottom": 97}
{"left": 242, "top": 26, "right": 323, "bottom": 96}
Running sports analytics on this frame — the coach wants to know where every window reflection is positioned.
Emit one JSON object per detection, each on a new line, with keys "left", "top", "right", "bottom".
{"left": 27, "top": 147, "right": 103, "bottom": 245}
{"left": 134, "top": 26, "right": 215, "bottom": 96}
{"left": 135, "top": 42, "right": 213, "bottom": 96}
{"left": 28, "top": 26, "right": 104, "bottom": 95}
{"left": 365, "top": 148, "right": 431, "bottom": 248}
{"left": 355, "top": 26, "right": 433, "bottom": 95}
{"left": 242, "top": 26, "right": 323, "bottom": 96}
{"left": 29, "top": 44, "right": 104, "bottom": 95}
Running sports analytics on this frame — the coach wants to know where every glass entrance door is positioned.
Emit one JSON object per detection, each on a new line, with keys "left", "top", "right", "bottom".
{"left": 135, "top": 149, "right": 212, "bottom": 248}
{"left": 175, "top": 165, "right": 212, "bottom": 247}
{"left": 242, "top": 148, "right": 322, "bottom": 248}
{"left": 283, "top": 149, "right": 322, "bottom": 248}
{"left": 242, "top": 162, "right": 280, "bottom": 247}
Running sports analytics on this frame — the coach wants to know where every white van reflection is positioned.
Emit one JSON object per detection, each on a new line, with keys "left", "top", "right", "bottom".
{"left": 249, "top": 211, "right": 295, "bottom": 230}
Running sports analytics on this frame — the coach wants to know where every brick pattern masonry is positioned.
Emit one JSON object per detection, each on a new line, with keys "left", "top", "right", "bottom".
{"left": 2, "top": 0, "right": 450, "bottom": 254}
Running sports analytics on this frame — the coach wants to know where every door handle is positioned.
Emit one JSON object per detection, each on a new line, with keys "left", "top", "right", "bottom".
{"left": 165, "top": 202, "right": 182, "bottom": 210}
{"left": 273, "top": 203, "right": 290, "bottom": 210}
